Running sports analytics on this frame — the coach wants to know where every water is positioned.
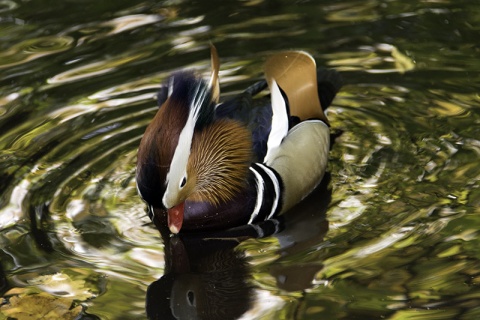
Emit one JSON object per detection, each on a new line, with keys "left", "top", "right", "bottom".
{"left": 1, "top": 0, "right": 480, "bottom": 319}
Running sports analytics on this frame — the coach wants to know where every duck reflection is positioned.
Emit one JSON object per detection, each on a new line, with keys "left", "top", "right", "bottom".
{"left": 146, "top": 231, "right": 256, "bottom": 319}
{"left": 269, "top": 175, "right": 330, "bottom": 292}
{"left": 146, "top": 174, "right": 331, "bottom": 319}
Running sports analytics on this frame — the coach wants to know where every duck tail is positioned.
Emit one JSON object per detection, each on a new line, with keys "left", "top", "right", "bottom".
{"left": 316, "top": 68, "right": 343, "bottom": 113}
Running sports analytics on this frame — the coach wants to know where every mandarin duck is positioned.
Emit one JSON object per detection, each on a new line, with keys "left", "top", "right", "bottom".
{"left": 136, "top": 45, "right": 342, "bottom": 234}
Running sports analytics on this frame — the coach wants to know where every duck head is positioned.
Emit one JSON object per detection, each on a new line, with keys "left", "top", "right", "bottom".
{"left": 137, "top": 46, "right": 252, "bottom": 234}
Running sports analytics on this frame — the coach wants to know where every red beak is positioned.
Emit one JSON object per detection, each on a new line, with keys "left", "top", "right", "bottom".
{"left": 167, "top": 202, "right": 184, "bottom": 234}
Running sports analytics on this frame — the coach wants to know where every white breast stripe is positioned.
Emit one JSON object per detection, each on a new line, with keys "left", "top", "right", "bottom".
{"left": 248, "top": 167, "right": 264, "bottom": 224}
{"left": 256, "top": 163, "right": 280, "bottom": 219}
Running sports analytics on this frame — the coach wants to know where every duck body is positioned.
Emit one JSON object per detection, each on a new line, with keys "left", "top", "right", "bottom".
{"left": 136, "top": 46, "right": 342, "bottom": 234}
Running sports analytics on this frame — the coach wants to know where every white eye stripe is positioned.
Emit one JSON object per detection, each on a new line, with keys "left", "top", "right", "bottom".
{"left": 163, "top": 81, "right": 208, "bottom": 208}
{"left": 191, "top": 83, "right": 206, "bottom": 121}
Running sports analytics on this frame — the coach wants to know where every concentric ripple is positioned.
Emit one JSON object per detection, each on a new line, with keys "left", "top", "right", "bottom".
{"left": 0, "top": 36, "right": 74, "bottom": 69}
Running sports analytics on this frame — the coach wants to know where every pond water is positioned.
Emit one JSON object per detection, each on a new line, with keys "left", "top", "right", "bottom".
{"left": 1, "top": 0, "right": 480, "bottom": 319}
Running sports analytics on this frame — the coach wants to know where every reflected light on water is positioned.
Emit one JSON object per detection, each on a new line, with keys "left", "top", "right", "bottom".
{"left": 47, "top": 52, "right": 151, "bottom": 84}
{"left": 103, "top": 14, "right": 163, "bottom": 36}
{"left": 0, "top": 36, "right": 74, "bottom": 69}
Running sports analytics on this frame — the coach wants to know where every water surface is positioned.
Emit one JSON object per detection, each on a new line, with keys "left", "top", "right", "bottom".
{"left": 1, "top": 0, "right": 480, "bottom": 319}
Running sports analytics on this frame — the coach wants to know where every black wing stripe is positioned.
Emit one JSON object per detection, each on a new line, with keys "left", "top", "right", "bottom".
{"left": 248, "top": 163, "right": 283, "bottom": 224}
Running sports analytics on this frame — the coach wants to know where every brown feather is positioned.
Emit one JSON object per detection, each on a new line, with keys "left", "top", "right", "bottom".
{"left": 188, "top": 119, "right": 252, "bottom": 206}
{"left": 137, "top": 97, "right": 190, "bottom": 200}
{"left": 209, "top": 44, "right": 220, "bottom": 104}
{"left": 264, "top": 51, "right": 329, "bottom": 124}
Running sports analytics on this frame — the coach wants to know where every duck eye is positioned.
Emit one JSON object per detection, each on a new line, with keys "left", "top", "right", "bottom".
{"left": 180, "top": 176, "right": 187, "bottom": 188}
{"left": 187, "top": 290, "right": 195, "bottom": 306}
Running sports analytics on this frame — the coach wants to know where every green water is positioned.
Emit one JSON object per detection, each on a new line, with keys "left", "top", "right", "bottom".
{"left": 1, "top": 0, "right": 480, "bottom": 319}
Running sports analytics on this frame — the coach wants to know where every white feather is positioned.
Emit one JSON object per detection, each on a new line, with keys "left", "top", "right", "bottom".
{"left": 256, "top": 163, "right": 280, "bottom": 219}
{"left": 264, "top": 79, "right": 289, "bottom": 164}
{"left": 167, "top": 77, "right": 174, "bottom": 97}
{"left": 248, "top": 166, "right": 264, "bottom": 224}
{"left": 162, "top": 82, "right": 207, "bottom": 208}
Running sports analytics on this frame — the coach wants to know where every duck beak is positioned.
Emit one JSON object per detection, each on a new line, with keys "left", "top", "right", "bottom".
{"left": 167, "top": 202, "right": 184, "bottom": 234}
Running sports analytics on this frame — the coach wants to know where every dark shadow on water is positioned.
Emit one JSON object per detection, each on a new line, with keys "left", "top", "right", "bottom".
{"left": 0, "top": 262, "right": 9, "bottom": 296}
{"left": 270, "top": 174, "right": 331, "bottom": 293}
{"left": 28, "top": 202, "right": 55, "bottom": 253}
{"left": 146, "top": 174, "right": 332, "bottom": 319}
